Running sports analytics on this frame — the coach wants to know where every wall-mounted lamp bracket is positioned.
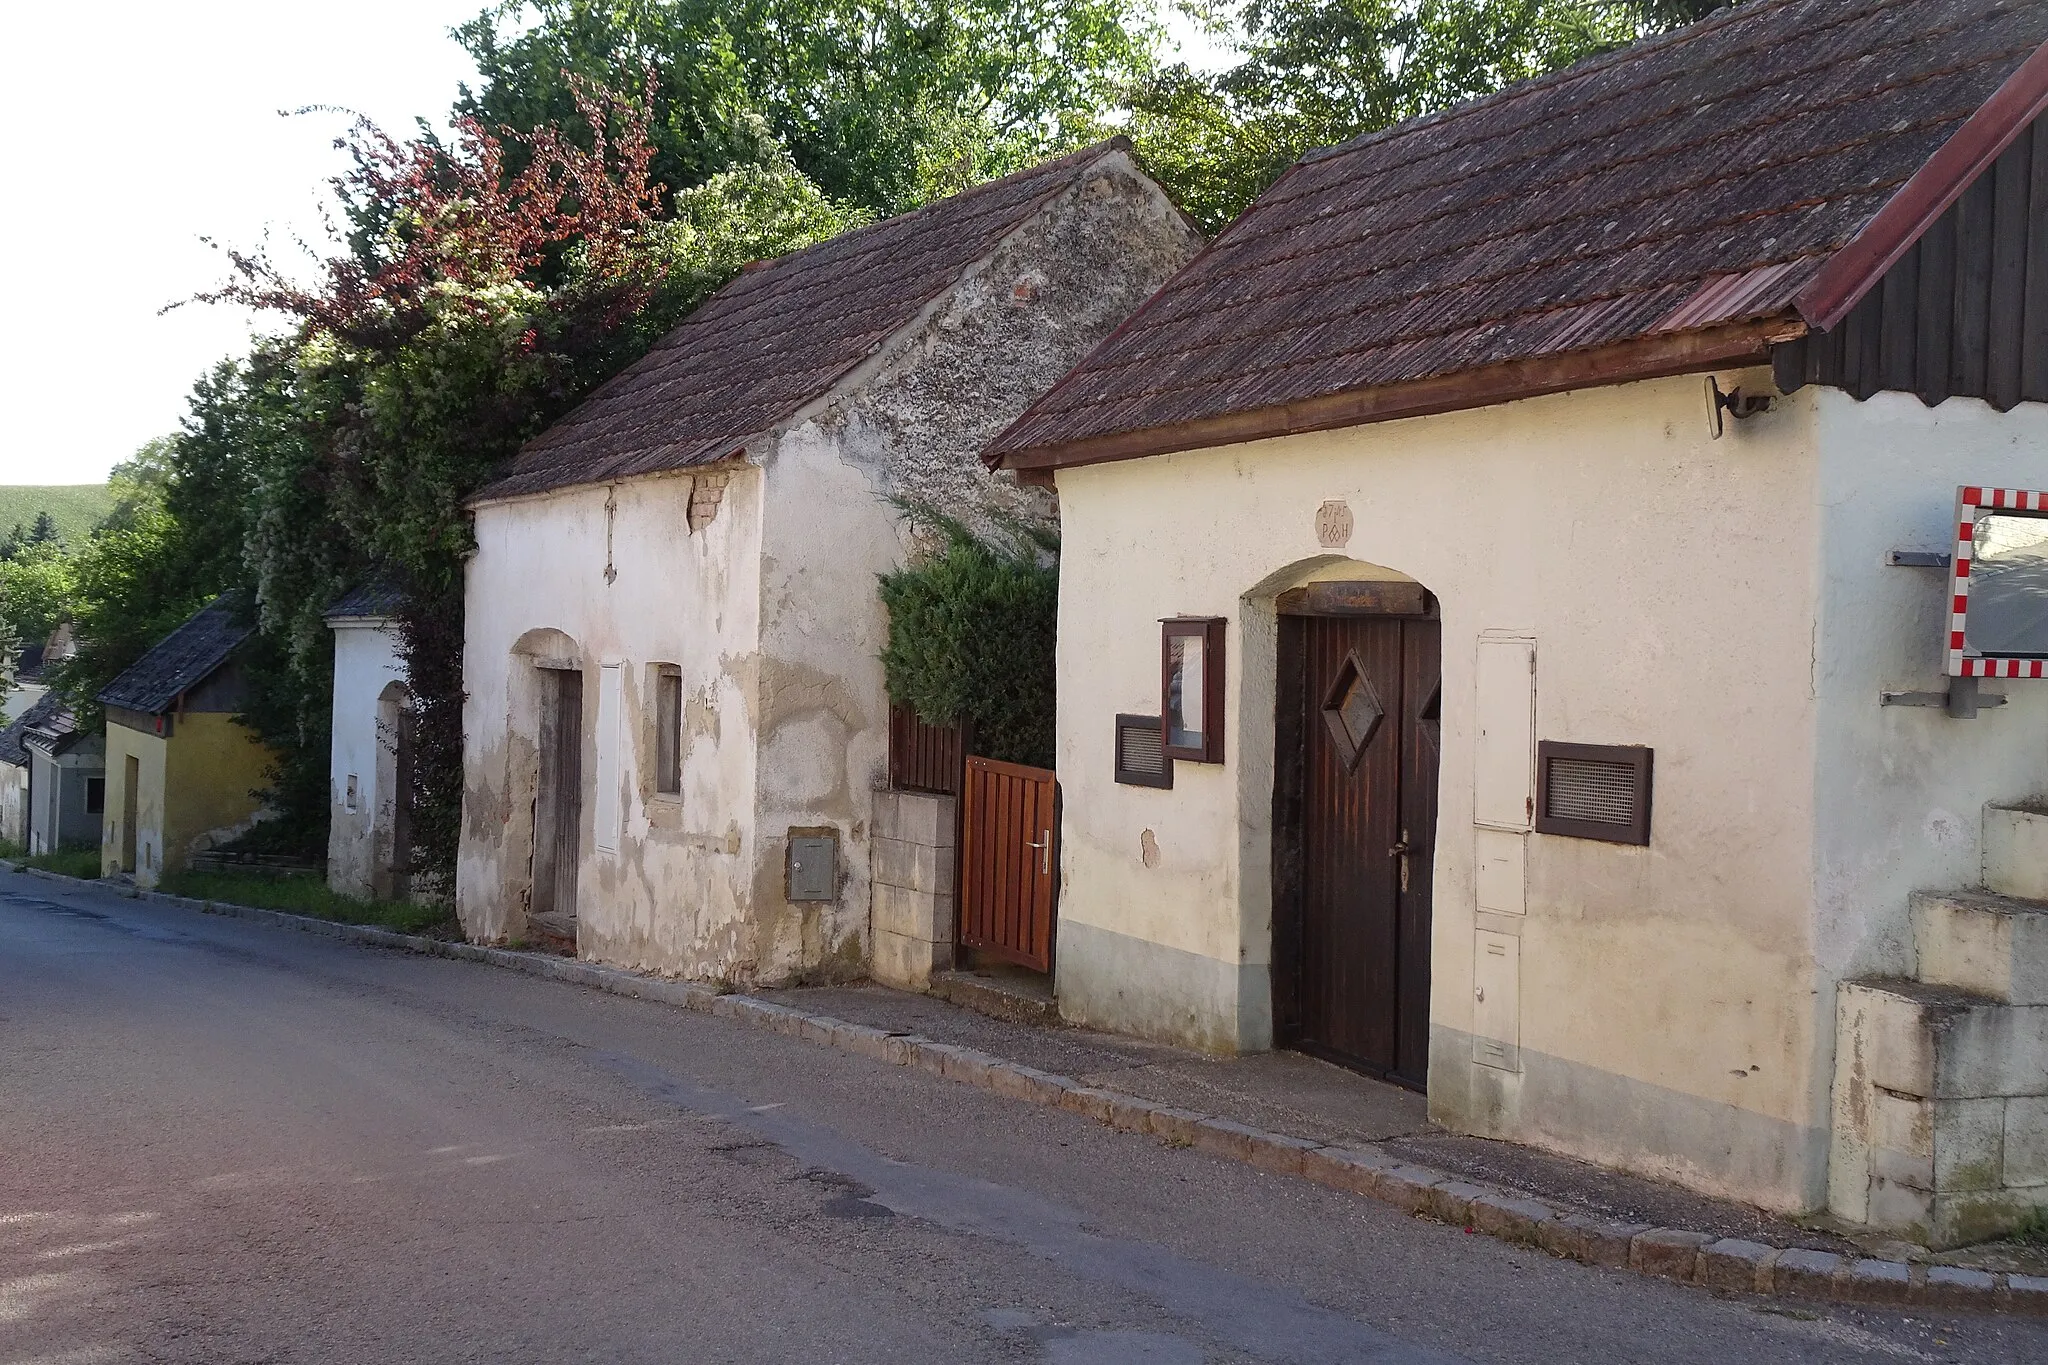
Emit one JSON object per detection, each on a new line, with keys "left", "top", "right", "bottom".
{"left": 1706, "top": 377, "right": 1774, "bottom": 438}
{"left": 1881, "top": 676, "right": 2008, "bottom": 718}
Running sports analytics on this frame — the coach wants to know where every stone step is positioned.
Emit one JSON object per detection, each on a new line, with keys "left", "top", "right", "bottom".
{"left": 1913, "top": 888, "right": 2048, "bottom": 1005}
{"left": 1830, "top": 978, "right": 2048, "bottom": 1248}
{"left": 1983, "top": 801, "right": 2048, "bottom": 901}
{"left": 929, "top": 966, "right": 1060, "bottom": 1027}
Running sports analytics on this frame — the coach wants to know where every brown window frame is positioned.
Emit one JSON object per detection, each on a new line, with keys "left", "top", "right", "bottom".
{"left": 654, "top": 665, "right": 683, "bottom": 796}
{"left": 1534, "top": 741, "right": 1653, "bottom": 846}
{"left": 1161, "top": 617, "right": 1226, "bottom": 764}
{"left": 1114, "top": 713, "right": 1174, "bottom": 789}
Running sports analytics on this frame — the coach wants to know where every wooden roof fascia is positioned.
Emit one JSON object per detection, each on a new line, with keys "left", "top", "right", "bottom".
{"left": 1797, "top": 37, "right": 2048, "bottom": 331}
{"left": 999, "top": 317, "right": 1795, "bottom": 475}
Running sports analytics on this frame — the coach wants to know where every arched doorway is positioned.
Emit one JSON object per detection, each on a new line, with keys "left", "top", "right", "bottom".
{"left": 373, "top": 681, "right": 413, "bottom": 900}
{"left": 1271, "top": 576, "right": 1440, "bottom": 1089}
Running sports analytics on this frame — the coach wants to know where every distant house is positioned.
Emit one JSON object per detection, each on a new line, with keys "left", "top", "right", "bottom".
{"left": 0, "top": 693, "right": 49, "bottom": 848}
{"left": 459, "top": 140, "right": 1201, "bottom": 979}
{"left": 22, "top": 700, "right": 102, "bottom": 854}
{"left": 986, "top": 0, "right": 2048, "bottom": 1243}
{"left": 325, "top": 580, "right": 411, "bottom": 899}
{"left": 99, "top": 597, "right": 275, "bottom": 885}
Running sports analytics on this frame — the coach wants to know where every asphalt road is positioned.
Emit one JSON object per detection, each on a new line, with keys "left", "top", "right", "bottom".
{"left": 4, "top": 868, "right": 2045, "bottom": 1365}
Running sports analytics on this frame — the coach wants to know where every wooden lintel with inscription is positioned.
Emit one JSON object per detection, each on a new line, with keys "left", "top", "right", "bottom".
{"left": 1276, "top": 581, "right": 1434, "bottom": 618}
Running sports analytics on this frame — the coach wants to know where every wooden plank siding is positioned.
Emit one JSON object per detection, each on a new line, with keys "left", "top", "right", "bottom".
{"left": 1784, "top": 113, "right": 2048, "bottom": 409}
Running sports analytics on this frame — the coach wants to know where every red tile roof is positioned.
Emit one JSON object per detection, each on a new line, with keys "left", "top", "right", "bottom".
{"left": 987, "top": 0, "right": 2048, "bottom": 472}
{"left": 474, "top": 140, "right": 1137, "bottom": 501}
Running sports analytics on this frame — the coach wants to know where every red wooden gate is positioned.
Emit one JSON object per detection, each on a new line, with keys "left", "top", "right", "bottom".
{"left": 958, "top": 756, "right": 1057, "bottom": 973}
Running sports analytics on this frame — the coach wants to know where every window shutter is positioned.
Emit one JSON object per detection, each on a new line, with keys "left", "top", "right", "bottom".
{"left": 1114, "top": 714, "right": 1172, "bottom": 788}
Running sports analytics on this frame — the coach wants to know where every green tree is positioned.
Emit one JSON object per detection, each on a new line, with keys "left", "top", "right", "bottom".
{"left": 0, "top": 540, "right": 76, "bottom": 648}
{"left": 456, "top": 0, "right": 1162, "bottom": 217}
{"left": 27, "top": 511, "right": 59, "bottom": 545}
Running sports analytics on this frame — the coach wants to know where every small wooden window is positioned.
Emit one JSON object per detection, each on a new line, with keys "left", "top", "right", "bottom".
{"left": 1534, "top": 741, "right": 1652, "bottom": 845}
{"left": 1114, "top": 714, "right": 1172, "bottom": 788}
{"left": 654, "top": 666, "right": 682, "bottom": 795}
{"left": 1161, "top": 617, "right": 1225, "bottom": 763}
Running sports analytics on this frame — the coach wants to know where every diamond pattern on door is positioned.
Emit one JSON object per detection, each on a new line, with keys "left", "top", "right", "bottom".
{"left": 1320, "top": 651, "right": 1384, "bottom": 771}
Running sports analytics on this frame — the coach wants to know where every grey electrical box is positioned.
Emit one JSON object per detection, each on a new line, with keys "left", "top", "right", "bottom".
{"left": 787, "top": 832, "right": 839, "bottom": 902}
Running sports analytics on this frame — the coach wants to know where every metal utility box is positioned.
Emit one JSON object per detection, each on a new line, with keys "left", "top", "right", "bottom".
{"left": 787, "top": 831, "right": 839, "bottom": 902}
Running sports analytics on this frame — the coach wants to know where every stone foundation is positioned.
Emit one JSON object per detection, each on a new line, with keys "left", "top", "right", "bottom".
{"left": 869, "top": 788, "right": 955, "bottom": 990}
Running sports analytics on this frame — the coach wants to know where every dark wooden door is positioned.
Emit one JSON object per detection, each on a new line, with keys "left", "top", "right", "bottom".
{"left": 1274, "top": 614, "right": 1440, "bottom": 1087}
{"left": 958, "top": 756, "right": 1057, "bottom": 973}
{"left": 530, "top": 667, "right": 583, "bottom": 928}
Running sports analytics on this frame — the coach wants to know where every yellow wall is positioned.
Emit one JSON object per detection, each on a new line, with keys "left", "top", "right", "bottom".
{"left": 102, "top": 721, "right": 166, "bottom": 880}
{"left": 103, "top": 712, "right": 274, "bottom": 887}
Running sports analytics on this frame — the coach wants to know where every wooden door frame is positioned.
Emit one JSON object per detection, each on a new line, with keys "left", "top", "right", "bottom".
{"left": 1270, "top": 583, "right": 1439, "bottom": 1087}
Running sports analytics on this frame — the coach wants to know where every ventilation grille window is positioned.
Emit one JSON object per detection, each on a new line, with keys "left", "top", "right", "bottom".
{"left": 1535, "top": 742, "right": 1651, "bottom": 845}
{"left": 1114, "top": 714, "right": 1173, "bottom": 789}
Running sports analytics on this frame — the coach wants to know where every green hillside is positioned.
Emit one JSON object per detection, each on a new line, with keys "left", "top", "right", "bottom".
{"left": 0, "top": 485, "right": 115, "bottom": 546}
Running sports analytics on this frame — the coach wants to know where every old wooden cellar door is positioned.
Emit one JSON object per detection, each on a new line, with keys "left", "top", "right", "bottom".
{"left": 530, "top": 665, "right": 584, "bottom": 940}
{"left": 1274, "top": 581, "right": 1440, "bottom": 1088}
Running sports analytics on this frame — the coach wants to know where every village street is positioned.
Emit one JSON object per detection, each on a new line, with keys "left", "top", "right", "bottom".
{"left": 2, "top": 867, "right": 2043, "bottom": 1365}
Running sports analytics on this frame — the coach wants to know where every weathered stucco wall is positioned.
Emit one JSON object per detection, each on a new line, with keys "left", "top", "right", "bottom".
{"left": 749, "top": 149, "right": 1203, "bottom": 980}
{"left": 0, "top": 761, "right": 25, "bottom": 848}
{"left": 458, "top": 148, "right": 1200, "bottom": 987}
{"left": 459, "top": 468, "right": 768, "bottom": 976}
{"left": 327, "top": 618, "right": 407, "bottom": 899}
{"left": 28, "top": 740, "right": 103, "bottom": 852}
{"left": 1052, "top": 369, "right": 1839, "bottom": 1210}
{"left": 163, "top": 713, "right": 274, "bottom": 872}
{"left": 1810, "top": 389, "right": 2048, "bottom": 980}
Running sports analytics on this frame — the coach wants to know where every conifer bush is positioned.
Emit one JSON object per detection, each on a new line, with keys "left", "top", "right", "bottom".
{"left": 879, "top": 516, "right": 1057, "bottom": 770}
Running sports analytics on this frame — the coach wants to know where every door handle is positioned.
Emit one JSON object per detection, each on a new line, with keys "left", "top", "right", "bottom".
{"left": 1389, "top": 841, "right": 1411, "bottom": 857}
{"left": 1025, "top": 831, "right": 1051, "bottom": 874}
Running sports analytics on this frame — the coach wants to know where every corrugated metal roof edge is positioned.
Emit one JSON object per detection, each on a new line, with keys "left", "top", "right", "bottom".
{"left": 995, "top": 316, "right": 1797, "bottom": 478}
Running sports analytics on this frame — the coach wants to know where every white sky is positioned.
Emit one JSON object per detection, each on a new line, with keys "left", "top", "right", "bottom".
{"left": 3, "top": 2, "right": 1229, "bottom": 489}
{"left": 2, "top": 0, "right": 486, "bottom": 486}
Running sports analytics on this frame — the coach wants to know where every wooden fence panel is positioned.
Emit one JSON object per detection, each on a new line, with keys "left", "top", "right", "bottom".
{"left": 888, "top": 703, "right": 966, "bottom": 795}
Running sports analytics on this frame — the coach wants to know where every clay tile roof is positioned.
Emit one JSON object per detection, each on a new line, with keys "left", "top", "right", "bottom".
{"left": 0, "top": 692, "right": 63, "bottom": 767}
{"left": 473, "top": 139, "right": 1137, "bottom": 502}
{"left": 988, "top": 0, "right": 2048, "bottom": 470}
{"left": 97, "top": 595, "right": 251, "bottom": 716}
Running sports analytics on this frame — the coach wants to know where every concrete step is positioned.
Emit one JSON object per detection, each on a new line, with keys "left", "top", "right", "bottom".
{"left": 1983, "top": 801, "right": 2048, "bottom": 901}
{"left": 929, "top": 966, "right": 1059, "bottom": 1028}
{"left": 1912, "top": 888, "right": 2048, "bottom": 1005}
{"left": 1830, "top": 977, "right": 2048, "bottom": 1248}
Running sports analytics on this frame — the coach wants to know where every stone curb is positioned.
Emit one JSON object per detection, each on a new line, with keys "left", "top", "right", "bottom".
{"left": 7, "top": 860, "right": 2039, "bottom": 1320}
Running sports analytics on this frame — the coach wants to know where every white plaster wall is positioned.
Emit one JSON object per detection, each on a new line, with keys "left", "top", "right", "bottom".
{"left": 1053, "top": 370, "right": 1834, "bottom": 1208}
{"left": 327, "top": 619, "right": 406, "bottom": 898}
{"left": 1810, "top": 391, "right": 2048, "bottom": 973}
{"left": 458, "top": 468, "right": 766, "bottom": 976}
{"left": 752, "top": 425, "right": 897, "bottom": 978}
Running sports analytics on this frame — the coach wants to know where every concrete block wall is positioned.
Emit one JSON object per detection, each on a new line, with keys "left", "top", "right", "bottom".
{"left": 1830, "top": 803, "right": 2048, "bottom": 1248}
{"left": 869, "top": 788, "right": 956, "bottom": 990}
